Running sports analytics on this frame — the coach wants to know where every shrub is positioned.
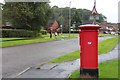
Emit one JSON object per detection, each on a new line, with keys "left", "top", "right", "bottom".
{"left": 1, "top": 29, "right": 40, "bottom": 38}
{"left": 40, "top": 30, "right": 47, "bottom": 35}
{"left": 99, "top": 33, "right": 104, "bottom": 37}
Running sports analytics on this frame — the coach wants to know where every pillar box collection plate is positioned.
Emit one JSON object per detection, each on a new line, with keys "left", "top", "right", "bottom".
{"left": 79, "top": 24, "right": 100, "bottom": 78}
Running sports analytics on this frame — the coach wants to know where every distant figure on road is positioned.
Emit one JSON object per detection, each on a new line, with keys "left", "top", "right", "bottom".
{"left": 54, "top": 32, "right": 57, "bottom": 38}
{"left": 49, "top": 27, "right": 53, "bottom": 38}
{"left": 49, "top": 31, "right": 52, "bottom": 38}
{"left": 55, "top": 32, "right": 57, "bottom": 36}
{"left": 57, "top": 28, "right": 61, "bottom": 36}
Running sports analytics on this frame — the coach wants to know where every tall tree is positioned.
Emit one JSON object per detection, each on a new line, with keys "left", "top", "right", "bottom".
{"left": 2, "top": 2, "right": 52, "bottom": 32}
{"left": 50, "top": 6, "right": 107, "bottom": 32}
{"left": 71, "top": 9, "right": 82, "bottom": 30}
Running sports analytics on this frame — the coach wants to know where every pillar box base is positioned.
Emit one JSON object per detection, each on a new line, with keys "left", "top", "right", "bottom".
{"left": 80, "top": 68, "right": 98, "bottom": 78}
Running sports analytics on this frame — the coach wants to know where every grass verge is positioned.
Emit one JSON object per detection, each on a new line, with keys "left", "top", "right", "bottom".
{"left": 0, "top": 34, "right": 116, "bottom": 47}
{"left": 99, "top": 60, "right": 118, "bottom": 78}
{"left": 50, "top": 50, "right": 80, "bottom": 63}
{"left": 50, "top": 37, "right": 118, "bottom": 63}
{"left": 98, "top": 37, "right": 118, "bottom": 54}
{"left": 69, "top": 59, "right": 119, "bottom": 78}
{"left": 0, "top": 33, "right": 79, "bottom": 47}
{"left": 0, "top": 38, "right": 24, "bottom": 41}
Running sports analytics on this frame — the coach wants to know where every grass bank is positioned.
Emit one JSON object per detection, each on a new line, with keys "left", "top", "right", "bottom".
{"left": 0, "top": 33, "right": 79, "bottom": 47}
{"left": 69, "top": 59, "right": 119, "bottom": 78}
{"left": 50, "top": 37, "right": 118, "bottom": 63}
{"left": 50, "top": 50, "right": 80, "bottom": 63}
{"left": 98, "top": 37, "right": 118, "bottom": 54}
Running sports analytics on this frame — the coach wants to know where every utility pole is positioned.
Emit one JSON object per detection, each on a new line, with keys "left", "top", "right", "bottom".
{"left": 93, "top": 16, "right": 96, "bottom": 25}
{"left": 60, "top": 8, "right": 62, "bottom": 35}
{"left": 69, "top": 1, "right": 71, "bottom": 37}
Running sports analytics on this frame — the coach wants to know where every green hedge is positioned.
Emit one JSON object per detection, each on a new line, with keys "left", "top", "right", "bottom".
{"left": 1, "top": 29, "right": 40, "bottom": 38}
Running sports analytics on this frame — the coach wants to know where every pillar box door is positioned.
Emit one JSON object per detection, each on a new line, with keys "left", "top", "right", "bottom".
{"left": 79, "top": 24, "right": 100, "bottom": 78}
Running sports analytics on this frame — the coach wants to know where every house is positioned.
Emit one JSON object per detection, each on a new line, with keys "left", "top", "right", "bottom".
{"left": 100, "top": 22, "right": 118, "bottom": 34}
{"left": 46, "top": 20, "right": 60, "bottom": 33}
{"left": 1, "top": 22, "right": 14, "bottom": 29}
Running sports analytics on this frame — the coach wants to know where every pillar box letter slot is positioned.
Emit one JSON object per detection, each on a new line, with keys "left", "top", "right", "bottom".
{"left": 79, "top": 24, "right": 100, "bottom": 78}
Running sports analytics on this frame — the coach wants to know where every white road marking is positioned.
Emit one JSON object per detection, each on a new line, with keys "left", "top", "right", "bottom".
{"left": 17, "top": 67, "right": 31, "bottom": 76}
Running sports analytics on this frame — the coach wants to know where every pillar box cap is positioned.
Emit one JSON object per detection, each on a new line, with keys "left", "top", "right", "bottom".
{"left": 79, "top": 24, "right": 101, "bottom": 30}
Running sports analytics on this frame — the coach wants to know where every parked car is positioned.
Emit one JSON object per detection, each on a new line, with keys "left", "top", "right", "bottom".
{"left": 118, "top": 32, "right": 120, "bottom": 35}
{"left": 110, "top": 32, "right": 116, "bottom": 35}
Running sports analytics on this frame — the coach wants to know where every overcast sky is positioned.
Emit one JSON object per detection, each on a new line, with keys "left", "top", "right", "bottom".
{"left": 0, "top": 0, "right": 119, "bottom": 23}
{"left": 50, "top": 0, "right": 119, "bottom": 23}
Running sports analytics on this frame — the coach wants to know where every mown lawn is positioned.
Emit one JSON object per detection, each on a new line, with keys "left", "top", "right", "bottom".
{"left": 69, "top": 60, "right": 119, "bottom": 78}
{"left": 50, "top": 37, "right": 118, "bottom": 63}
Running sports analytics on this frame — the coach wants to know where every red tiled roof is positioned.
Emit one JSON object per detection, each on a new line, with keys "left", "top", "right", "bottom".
{"left": 51, "top": 20, "right": 59, "bottom": 30}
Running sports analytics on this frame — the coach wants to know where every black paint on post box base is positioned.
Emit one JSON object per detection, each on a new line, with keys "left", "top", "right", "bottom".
{"left": 80, "top": 68, "right": 98, "bottom": 78}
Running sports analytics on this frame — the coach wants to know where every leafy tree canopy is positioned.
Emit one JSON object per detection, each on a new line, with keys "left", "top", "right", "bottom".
{"left": 2, "top": 2, "right": 52, "bottom": 32}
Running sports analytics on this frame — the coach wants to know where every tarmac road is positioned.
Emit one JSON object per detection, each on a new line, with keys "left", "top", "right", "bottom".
{"left": 2, "top": 36, "right": 114, "bottom": 78}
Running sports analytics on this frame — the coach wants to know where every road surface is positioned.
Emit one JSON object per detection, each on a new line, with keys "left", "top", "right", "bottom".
{"left": 2, "top": 36, "right": 113, "bottom": 77}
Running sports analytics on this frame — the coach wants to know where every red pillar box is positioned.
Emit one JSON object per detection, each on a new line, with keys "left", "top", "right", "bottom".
{"left": 79, "top": 24, "right": 100, "bottom": 78}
